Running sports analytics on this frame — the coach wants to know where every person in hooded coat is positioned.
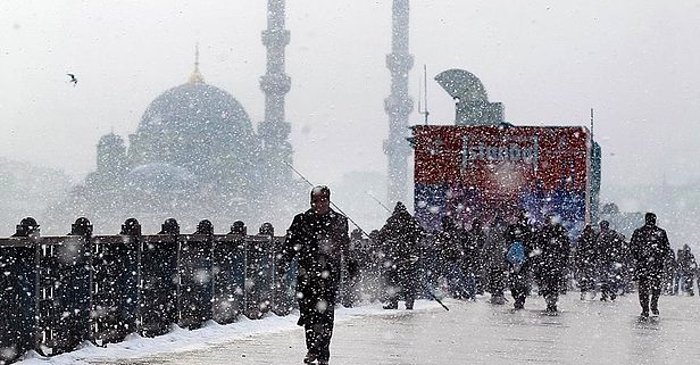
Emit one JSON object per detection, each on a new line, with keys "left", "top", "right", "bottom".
{"left": 535, "top": 216, "right": 571, "bottom": 313}
{"left": 278, "top": 186, "right": 352, "bottom": 365}
{"left": 630, "top": 212, "right": 672, "bottom": 318}
{"left": 484, "top": 215, "right": 509, "bottom": 304}
{"left": 463, "top": 219, "right": 486, "bottom": 300}
{"left": 576, "top": 225, "right": 598, "bottom": 300}
{"left": 595, "top": 220, "right": 625, "bottom": 301}
{"left": 437, "top": 215, "right": 469, "bottom": 299}
{"left": 676, "top": 244, "right": 697, "bottom": 295}
{"left": 377, "top": 202, "right": 423, "bottom": 310}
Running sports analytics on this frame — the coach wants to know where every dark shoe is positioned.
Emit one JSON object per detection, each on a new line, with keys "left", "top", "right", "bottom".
{"left": 640, "top": 310, "right": 649, "bottom": 318}
{"left": 383, "top": 303, "right": 398, "bottom": 310}
{"left": 317, "top": 361, "right": 329, "bottom": 365}
{"left": 651, "top": 308, "right": 659, "bottom": 317}
{"left": 303, "top": 352, "right": 317, "bottom": 364}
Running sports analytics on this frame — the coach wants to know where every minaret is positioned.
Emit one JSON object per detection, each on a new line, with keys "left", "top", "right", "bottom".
{"left": 259, "top": 0, "right": 292, "bottom": 184}
{"left": 384, "top": 0, "right": 414, "bottom": 206}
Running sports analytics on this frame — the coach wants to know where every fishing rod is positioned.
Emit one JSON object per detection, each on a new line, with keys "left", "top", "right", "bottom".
{"left": 282, "top": 160, "right": 371, "bottom": 239}
{"left": 365, "top": 191, "right": 392, "bottom": 214}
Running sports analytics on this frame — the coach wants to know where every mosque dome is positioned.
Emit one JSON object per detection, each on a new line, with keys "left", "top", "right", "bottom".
{"left": 129, "top": 75, "right": 259, "bottom": 179}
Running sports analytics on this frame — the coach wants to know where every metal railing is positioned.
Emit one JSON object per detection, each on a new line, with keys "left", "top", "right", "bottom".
{"left": 0, "top": 217, "right": 303, "bottom": 364}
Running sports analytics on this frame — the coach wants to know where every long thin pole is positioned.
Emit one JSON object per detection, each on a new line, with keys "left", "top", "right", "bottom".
{"left": 366, "top": 191, "right": 392, "bottom": 214}
{"left": 282, "top": 161, "right": 371, "bottom": 238}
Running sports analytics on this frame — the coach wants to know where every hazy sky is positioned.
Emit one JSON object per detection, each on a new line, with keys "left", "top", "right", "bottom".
{"left": 1, "top": 0, "right": 699, "bottom": 193}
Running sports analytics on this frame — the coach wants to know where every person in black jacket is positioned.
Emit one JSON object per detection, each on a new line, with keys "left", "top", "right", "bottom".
{"left": 463, "top": 219, "right": 486, "bottom": 300}
{"left": 536, "top": 216, "right": 570, "bottom": 313}
{"left": 576, "top": 225, "right": 598, "bottom": 300}
{"left": 506, "top": 210, "right": 534, "bottom": 310}
{"left": 484, "top": 215, "right": 509, "bottom": 304}
{"left": 378, "top": 202, "right": 423, "bottom": 310}
{"left": 278, "top": 186, "right": 352, "bottom": 365}
{"left": 676, "top": 244, "right": 697, "bottom": 296}
{"left": 596, "top": 220, "right": 625, "bottom": 301}
{"left": 630, "top": 212, "right": 672, "bottom": 318}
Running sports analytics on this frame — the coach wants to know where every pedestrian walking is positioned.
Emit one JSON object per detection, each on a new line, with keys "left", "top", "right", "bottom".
{"left": 535, "top": 216, "right": 570, "bottom": 313}
{"left": 277, "top": 185, "right": 353, "bottom": 365}
{"left": 463, "top": 219, "right": 486, "bottom": 300}
{"left": 596, "top": 220, "right": 625, "bottom": 301}
{"left": 676, "top": 244, "right": 697, "bottom": 296}
{"left": 576, "top": 225, "right": 598, "bottom": 300}
{"left": 630, "top": 212, "right": 672, "bottom": 318}
{"left": 484, "top": 215, "right": 509, "bottom": 304}
{"left": 505, "top": 210, "right": 535, "bottom": 310}
{"left": 377, "top": 202, "right": 422, "bottom": 310}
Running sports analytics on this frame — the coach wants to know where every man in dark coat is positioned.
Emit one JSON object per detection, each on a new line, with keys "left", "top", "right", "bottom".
{"left": 630, "top": 212, "right": 672, "bottom": 318}
{"left": 505, "top": 210, "right": 535, "bottom": 310}
{"left": 438, "top": 215, "right": 468, "bottom": 299}
{"left": 463, "top": 219, "right": 486, "bottom": 300}
{"left": 576, "top": 225, "right": 598, "bottom": 300}
{"left": 378, "top": 201, "right": 422, "bottom": 310}
{"left": 596, "top": 220, "right": 625, "bottom": 301}
{"left": 536, "top": 217, "right": 571, "bottom": 313}
{"left": 484, "top": 215, "right": 509, "bottom": 304}
{"left": 676, "top": 244, "right": 697, "bottom": 295}
{"left": 278, "top": 186, "right": 351, "bottom": 365}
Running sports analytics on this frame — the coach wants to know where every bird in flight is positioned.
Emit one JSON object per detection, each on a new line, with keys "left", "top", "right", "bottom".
{"left": 67, "top": 73, "right": 77, "bottom": 86}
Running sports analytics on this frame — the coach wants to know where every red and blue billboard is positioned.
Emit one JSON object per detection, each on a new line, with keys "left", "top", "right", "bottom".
{"left": 413, "top": 124, "right": 591, "bottom": 236}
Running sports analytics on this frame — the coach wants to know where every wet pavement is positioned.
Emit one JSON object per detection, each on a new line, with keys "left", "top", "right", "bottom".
{"left": 89, "top": 293, "right": 700, "bottom": 365}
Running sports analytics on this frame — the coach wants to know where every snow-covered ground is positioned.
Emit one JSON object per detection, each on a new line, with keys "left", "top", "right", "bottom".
{"left": 17, "top": 293, "right": 700, "bottom": 364}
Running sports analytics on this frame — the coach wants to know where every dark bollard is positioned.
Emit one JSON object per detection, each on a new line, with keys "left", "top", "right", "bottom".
{"left": 178, "top": 220, "right": 214, "bottom": 329}
{"left": 159, "top": 218, "right": 180, "bottom": 235}
{"left": 272, "top": 234, "right": 297, "bottom": 316}
{"left": 259, "top": 222, "right": 274, "bottom": 236}
{"left": 212, "top": 229, "right": 246, "bottom": 324}
{"left": 91, "top": 218, "right": 140, "bottom": 345}
{"left": 121, "top": 217, "right": 142, "bottom": 236}
{"left": 71, "top": 217, "right": 93, "bottom": 237}
{"left": 196, "top": 219, "right": 214, "bottom": 235}
{"left": 230, "top": 220, "right": 247, "bottom": 235}
{"left": 245, "top": 233, "right": 274, "bottom": 319}
{"left": 1, "top": 219, "right": 38, "bottom": 364}
{"left": 140, "top": 219, "right": 179, "bottom": 337}
{"left": 33, "top": 219, "right": 91, "bottom": 355}
{"left": 12, "top": 216, "right": 40, "bottom": 238}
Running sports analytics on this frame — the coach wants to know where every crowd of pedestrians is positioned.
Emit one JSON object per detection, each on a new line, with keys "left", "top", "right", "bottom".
{"left": 278, "top": 187, "right": 692, "bottom": 364}
{"left": 342, "top": 207, "right": 694, "bottom": 319}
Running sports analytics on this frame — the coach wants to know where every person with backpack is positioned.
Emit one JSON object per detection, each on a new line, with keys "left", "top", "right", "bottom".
{"left": 505, "top": 210, "right": 535, "bottom": 310}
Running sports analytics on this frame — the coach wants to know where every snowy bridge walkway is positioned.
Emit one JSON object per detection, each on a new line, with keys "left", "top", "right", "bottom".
{"left": 24, "top": 294, "right": 700, "bottom": 365}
